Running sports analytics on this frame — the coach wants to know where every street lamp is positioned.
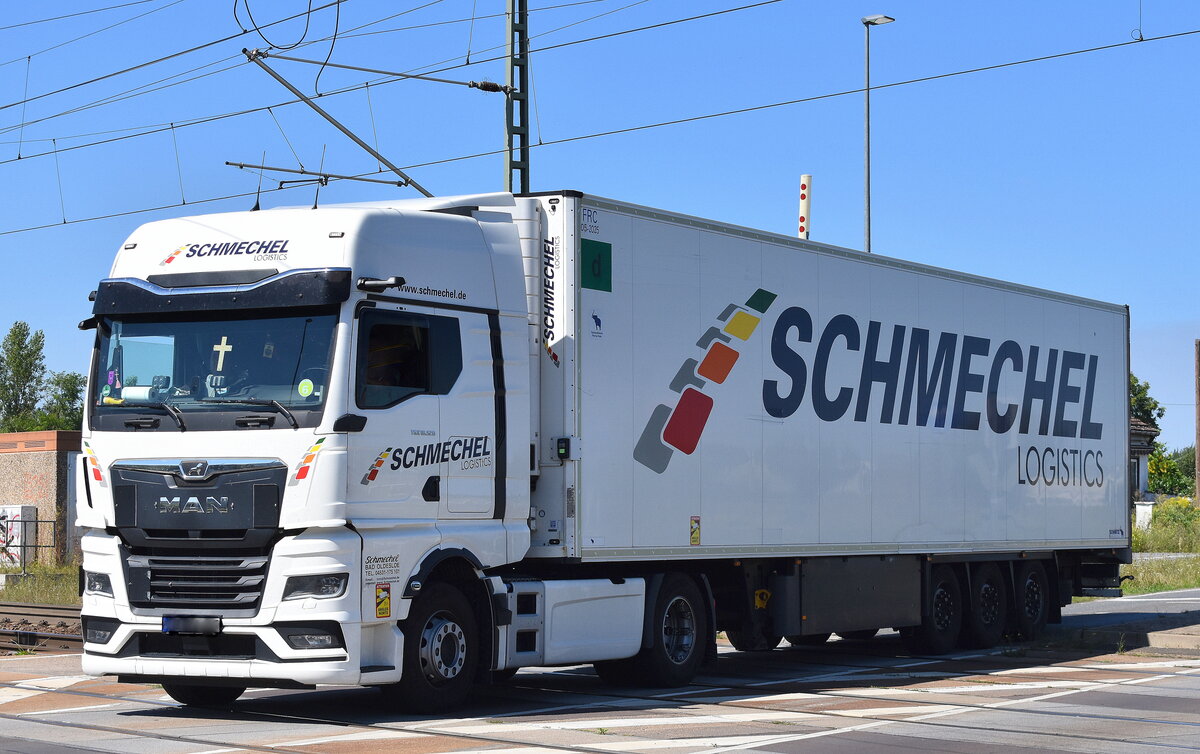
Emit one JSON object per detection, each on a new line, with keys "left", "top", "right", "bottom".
{"left": 862, "top": 13, "right": 894, "bottom": 254}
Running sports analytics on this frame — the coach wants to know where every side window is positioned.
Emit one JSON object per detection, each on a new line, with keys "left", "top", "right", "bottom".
{"left": 356, "top": 310, "right": 462, "bottom": 409}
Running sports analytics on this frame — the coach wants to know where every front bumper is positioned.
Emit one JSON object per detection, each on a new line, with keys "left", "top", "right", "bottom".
{"left": 80, "top": 527, "right": 405, "bottom": 687}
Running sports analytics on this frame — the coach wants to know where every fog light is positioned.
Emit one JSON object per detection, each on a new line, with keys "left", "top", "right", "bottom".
{"left": 81, "top": 616, "right": 120, "bottom": 645}
{"left": 286, "top": 632, "right": 336, "bottom": 649}
{"left": 84, "top": 571, "right": 113, "bottom": 596}
{"left": 282, "top": 573, "right": 348, "bottom": 600}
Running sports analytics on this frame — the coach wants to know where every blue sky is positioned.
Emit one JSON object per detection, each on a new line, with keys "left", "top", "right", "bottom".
{"left": 0, "top": 0, "right": 1196, "bottom": 449}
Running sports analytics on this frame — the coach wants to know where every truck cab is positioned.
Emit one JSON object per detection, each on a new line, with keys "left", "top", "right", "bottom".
{"left": 77, "top": 193, "right": 591, "bottom": 709}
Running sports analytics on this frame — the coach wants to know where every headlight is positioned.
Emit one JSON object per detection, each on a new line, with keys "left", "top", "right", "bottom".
{"left": 83, "top": 571, "right": 113, "bottom": 596}
{"left": 282, "top": 573, "right": 348, "bottom": 600}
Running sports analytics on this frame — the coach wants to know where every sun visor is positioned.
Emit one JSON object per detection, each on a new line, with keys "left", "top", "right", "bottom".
{"left": 92, "top": 268, "right": 352, "bottom": 316}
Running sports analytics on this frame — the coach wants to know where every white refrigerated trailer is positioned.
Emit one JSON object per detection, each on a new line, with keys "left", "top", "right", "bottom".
{"left": 77, "top": 191, "right": 1130, "bottom": 709}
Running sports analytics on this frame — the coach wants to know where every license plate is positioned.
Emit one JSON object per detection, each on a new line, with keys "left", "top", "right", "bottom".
{"left": 162, "top": 616, "right": 221, "bottom": 635}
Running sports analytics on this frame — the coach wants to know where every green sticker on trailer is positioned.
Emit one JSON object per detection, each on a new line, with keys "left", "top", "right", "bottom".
{"left": 581, "top": 239, "right": 612, "bottom": 292}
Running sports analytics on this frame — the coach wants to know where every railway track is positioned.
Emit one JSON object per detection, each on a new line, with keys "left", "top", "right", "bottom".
{"left": 0, "top": 601, "right": 81, "bottom": 653}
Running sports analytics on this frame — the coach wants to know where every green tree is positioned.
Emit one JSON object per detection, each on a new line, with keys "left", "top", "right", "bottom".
{"left": 0, "top": 322, "right": 86, "bottom": 432}
{"left": 0, "top": 321, "right": 46, "bottom": 432}
{"left": 1129, "top": 372, "right": 1165, "bottom": 426}
{"left": 1168, "top": 445, "right": 1196, "bottom": 482}
{"left": 37, "top": 371, "right": 86, "bottom": 431}
{"left": 1149, "top": 442, "right": 1194, "bottom": 496}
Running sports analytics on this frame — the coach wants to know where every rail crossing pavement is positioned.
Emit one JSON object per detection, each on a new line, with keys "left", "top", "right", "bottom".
{"left": 0, "top": 591, "right": 1197, "bottom": 754}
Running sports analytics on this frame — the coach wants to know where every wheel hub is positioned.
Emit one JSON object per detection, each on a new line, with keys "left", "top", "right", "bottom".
{"left": 979, "top": 583, "right": 1000, "bottom": 625}
{"left": 1023, "top": 575, "right": 1043, "bottom": 619}
{"left": 419, "top": 614, "right": 467, "bottom": 683}
{"left": 661, "top": 596, "right": 696, "bottom": 664}
{"left": 933, "top": 585, "right": 956, "bottom": 631}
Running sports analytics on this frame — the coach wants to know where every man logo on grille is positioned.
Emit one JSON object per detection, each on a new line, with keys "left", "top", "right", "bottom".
{"left": 180, "top": 460, "right": 209, "bottom": 479}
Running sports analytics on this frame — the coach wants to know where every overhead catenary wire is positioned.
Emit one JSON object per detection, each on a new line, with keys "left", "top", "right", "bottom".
{"left": 0, "top": 0, "right": 346, "bottom": 115}
{"left": 0, "top": 0, "right": 607, "bottom": 138}
{"left": 0, "top": 0, "right": 189, "bottom": 69}
{"left": 0, "top": 0, "right": 774, "bottom": 151}
{"left": 0, "top": 0, "right": 161, "bottom": 33}
{"left": 313, "top": 0, "right": 343, "bottom": 93}
{"left": 2, "top": 23, "right": 1197, "bottom": 239}
{"left": 0, "top": 2, "right": 1189, "bottom": 168}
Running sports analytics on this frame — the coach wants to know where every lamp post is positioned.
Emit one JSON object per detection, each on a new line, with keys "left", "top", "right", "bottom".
{"left": 862, "top": 13, "right": 894, "bottom": 254}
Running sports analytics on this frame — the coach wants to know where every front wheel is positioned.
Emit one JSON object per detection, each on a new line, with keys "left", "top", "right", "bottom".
{"left": 386, "top": 583, "right": 478, "bottom": 712}
{"left": 162, "top": 683, "right": 244, "bottom": 707}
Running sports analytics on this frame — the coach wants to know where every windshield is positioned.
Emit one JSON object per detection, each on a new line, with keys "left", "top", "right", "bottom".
{"left": 90, "top": 308, "right": 337, "bottom": 431}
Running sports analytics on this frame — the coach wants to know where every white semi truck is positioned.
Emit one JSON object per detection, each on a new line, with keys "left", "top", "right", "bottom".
{"left": 77, "top": 191, "right": 1130, "bottom": 709}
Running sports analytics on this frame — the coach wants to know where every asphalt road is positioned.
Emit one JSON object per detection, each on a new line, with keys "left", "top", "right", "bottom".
{"left": 1, "top": 590, "right": 1199, "bottom": 754}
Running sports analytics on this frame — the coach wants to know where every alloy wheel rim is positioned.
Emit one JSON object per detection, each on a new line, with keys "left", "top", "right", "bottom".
{"left": 419, "top": 613, "right": 467, "bottom": 683}
{"left": 661, "top": 596, "right": 696, "bottom": 664}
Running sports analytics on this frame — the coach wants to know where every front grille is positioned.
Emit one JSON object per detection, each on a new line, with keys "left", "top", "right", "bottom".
{"left": 126, "top": 553, "right": 268, "bottom": 615}
{"left": 138, "top": 632, "right": 257, "bottom": 658}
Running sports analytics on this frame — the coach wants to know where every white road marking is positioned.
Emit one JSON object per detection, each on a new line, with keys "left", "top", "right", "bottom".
{"left": 834, "top": 680, "right": 1126, "bottom": 695}
{"left": 0, "top": 653, "right": 82, "bottom": 662}
{"left": 0, "top": 675, "right": 92, "bottom": 704}
{"left": 439, "top": 710, "right": 827, "bottom": 734}
{"left": 705, "top": 656, "right": 1192, "bottom": 751}
{"left": 829, "top": 704, "right": 966, "bottom": 717}
{"left": 20, "top": 703, "right": 121, "bottom": 715}
{"left": 282, "top": 729, "right": 427, "bottom": 746}
{"left": 589, "top": 733, "right": 829, "bottom": 750}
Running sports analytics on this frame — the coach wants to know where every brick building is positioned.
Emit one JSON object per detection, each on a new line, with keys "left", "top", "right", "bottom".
{"left": 0, "top": 431, "right": 80, "bottom": 564}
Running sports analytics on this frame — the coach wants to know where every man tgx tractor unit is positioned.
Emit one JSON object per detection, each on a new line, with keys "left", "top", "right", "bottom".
{"left": 77, "top": 191, "right": 1130, "bottom": 709}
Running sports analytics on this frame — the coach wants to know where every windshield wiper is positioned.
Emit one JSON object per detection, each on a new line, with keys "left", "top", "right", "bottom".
{"left": 198, "top": 398, "right": 299, "bottom": 429}
{"left": 124, "top": 400, "right": 187, "bottom": 431}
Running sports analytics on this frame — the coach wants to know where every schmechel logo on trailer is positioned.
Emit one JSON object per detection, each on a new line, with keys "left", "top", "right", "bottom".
{"left": 635, "top": 287, "right": 1109, "bottom": 489}
{"left": 160, "top": 239, "right": 291, "bottom": 266}
{"left": 634, "top": 288, "right": 779, "bottom": 474}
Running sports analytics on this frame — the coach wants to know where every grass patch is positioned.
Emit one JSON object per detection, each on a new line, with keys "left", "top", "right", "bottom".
{"left": 1120, "top": 556, "right": 1200, "bottom": 595}
{"left": 0, "top": 563, "right": 80, "bottom": 606}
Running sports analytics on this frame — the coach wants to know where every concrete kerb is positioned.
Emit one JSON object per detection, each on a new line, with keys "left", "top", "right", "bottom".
{"left": 1043, "top": 614, "right": 1200, "bottom": 654}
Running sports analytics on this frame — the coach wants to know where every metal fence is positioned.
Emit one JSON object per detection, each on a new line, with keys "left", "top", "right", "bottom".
{"left": 0, "top": 516, "right": 59, "bottom": 574}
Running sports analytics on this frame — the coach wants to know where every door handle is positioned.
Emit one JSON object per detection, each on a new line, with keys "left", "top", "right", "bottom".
{"left": 422, "top": 476, "right": 441, "bottom": 502}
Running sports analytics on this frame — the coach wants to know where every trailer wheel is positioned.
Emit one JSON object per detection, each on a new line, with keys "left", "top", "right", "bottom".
{"left": 836, "top": 629, "right": 879, "bottom": 641}
{"left": 903, "top": 565, "right": 963, "bottom": 655}
{"left": 964, "top": 562, "right": 1008, "bottom": 648}
{"left": 1014, "top": 561, "right": 1049, "bottom": 640}
{"left": 387, "top": 583, "right": 478, "bottom": 712}
{"left": 785, "top": 633, "right": 831, "bottom": 647}
{"left": 162, "top": 683, "right": 244, "bottom": 707}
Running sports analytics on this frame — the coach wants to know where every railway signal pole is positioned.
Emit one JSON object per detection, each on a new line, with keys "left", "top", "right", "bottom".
{"left": 505, "top": 0, "right": 530, "bottom": 194}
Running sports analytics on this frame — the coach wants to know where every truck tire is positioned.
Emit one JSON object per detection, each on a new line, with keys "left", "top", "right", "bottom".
{"left": 902, "top": 565, "right": 963, "bottom": 655}
{"left": 162, "top": 683, "right": 244, "bottom": 707}
{"left": 1014, "top": 561, "right": 1049, "bottom": 640}
{"left": 964, "top": 562, "right": 1008, "bottom": 648}
{"left": 786, "top": 633, "right": 831, "bottom": 647}
{"left": 387, "top": 583, "right": 478, "bottom": 712}
{"left": 726, "top": 629, "right": 781, "bottom": 652}
{"left": 836, "top": 629, "right": 878, "bottom": 641}
{"left": 594, "top": 573, "right": 708, "bottom": 687}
